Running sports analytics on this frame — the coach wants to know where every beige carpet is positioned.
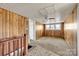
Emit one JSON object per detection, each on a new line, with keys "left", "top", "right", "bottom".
{"left": 28, "top": 45, "right": 58, "bottom": 56}
{"left": 28, "top": 37, "right": 73, "bottom": 56}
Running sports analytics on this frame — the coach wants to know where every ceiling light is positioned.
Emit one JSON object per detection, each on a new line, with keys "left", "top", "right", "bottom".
{"left": 39, "top": 4, "right": 56, "bottom": 21}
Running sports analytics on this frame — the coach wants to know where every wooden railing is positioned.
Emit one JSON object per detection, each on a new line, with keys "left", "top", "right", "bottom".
{"left": 0, "top": 34, "right": 28, "bottom": 56}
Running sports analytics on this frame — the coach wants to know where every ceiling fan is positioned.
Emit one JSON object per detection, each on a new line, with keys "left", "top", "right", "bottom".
{"left": 39, "top": 4, "right": 56, "bottom": 21}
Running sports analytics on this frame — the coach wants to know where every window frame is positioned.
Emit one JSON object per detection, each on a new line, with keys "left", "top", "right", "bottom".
{"left": 45, "top": 23, "right": 61, "bottom": 30}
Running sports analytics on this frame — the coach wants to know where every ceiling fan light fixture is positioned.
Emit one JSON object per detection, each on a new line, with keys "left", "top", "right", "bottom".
{"left": 39, "top": 4, "right": 56, "bottom": 22}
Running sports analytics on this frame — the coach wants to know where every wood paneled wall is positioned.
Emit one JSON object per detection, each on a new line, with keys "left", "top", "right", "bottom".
{"left": 36, "top": 22, "right": 64, "bottom": 39}
{"left": 36, "top": 22, "right": 43, "bottom": 39}
{"left": 64, "top": 5, "right": 77, "bottom": 55}
{"left": 0, "top": 8, "right": 28, "bottom": 38}
{"left": 44, "top": 23, "right": 64, "bottom": 38}
{"left": 0, "top": 8, "right": 28, "bottom": 55}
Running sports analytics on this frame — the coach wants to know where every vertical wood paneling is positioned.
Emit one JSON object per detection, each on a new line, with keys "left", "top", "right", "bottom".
{"left": 6, "top": 11, "right": 9, "bottom": 37}
{"left": 44, "top": 23, "right": 64, "bottom": 38}
{"left": 13, "top": 13, "right": 18, "bottom": 36}
{"left": 0, "top": 8, "right": 3, "bottom": 56}
{"left": 0, "top": 9, "right": 3, "bottom": 38}
{"left": 21, "top": 16, "right": 23, "bottom": 35}
{"left": 0, "top": 8, "right": 28, "bottom": 56}
{"left": 18, "top": 15, "right": 22, "bottom": 36}
{"left": 36, "top": 23, "right": 64, "bottom": 39}
{"left": 2, "top": 9, "right": 6, "bottom": 38}
{"left": 64, "top": 6, "right": 77, "bottom": 55}
{"left": 9, "top": 11, "right": 13, "bottom": 37}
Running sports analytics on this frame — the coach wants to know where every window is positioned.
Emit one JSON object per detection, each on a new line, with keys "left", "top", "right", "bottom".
{"left": 46, "top": 24, "right": 55, "bottom": 30}
{"left": 51, "top": 25, "right": 55, "bottom": 30}
{"left": 46, "top": 24, "right": 51, "bottom": 30}
{"left": 55, "top": 24, "right": 61, "bottom": 30}
{"left": 45, "top": 23, "right": 61, "bottom": 30}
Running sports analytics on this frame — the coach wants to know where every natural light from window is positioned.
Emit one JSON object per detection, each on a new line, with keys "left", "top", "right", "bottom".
{"left": 55, "top": 24, "right": 61, "bottom": 30}
{"left": 46, "top": 23, "right": 61, "bottom": 30}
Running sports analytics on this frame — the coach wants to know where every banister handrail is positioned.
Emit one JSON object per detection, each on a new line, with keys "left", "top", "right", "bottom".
{"left": 0, "top": 34, "right": 26, "bottom": 43}
{"left": 0, "top": 34, "right": 27, "bottom": 56}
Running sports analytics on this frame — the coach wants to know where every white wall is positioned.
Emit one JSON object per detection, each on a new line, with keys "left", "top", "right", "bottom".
{"left": 29, "top": 19, "right": 33, "bottom": 40}
{"left": 33, "top": 20, "right": 36, "bottom": 40}
{"left": 29, "top": 19, "right": 36, "bottom": 42}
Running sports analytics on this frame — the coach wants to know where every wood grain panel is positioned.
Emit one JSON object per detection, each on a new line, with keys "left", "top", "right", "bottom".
{"left": 64, "top": 5, "right": 77, "bottom": 55}
{"left": 2, "top": 9, "right": 6, "bottom": 38}
{"left": 36, "top": 22, "right": 64, "bottom": 39}
{"left": 0, "top": 8, "right": 28, "bottom": 56}
{"left": 18, "top": 15, "right": 21, "bottom": 36}
{"left": 44, "top": 23, "right": 64, "bottom": 38}
{"left": 0, "top": 8, "right": 3, "bottom": 38}
{"left": 5, "top": 10, "right": 10, "bottom": 37}
{"left": 9, "top": 11, "right": 13, "bottom": 37}
{"left": 36, "top": 23, "right": 43, "bottom": 39}
{"left": 12, "top": 13, "right": 18, "bottom": 36}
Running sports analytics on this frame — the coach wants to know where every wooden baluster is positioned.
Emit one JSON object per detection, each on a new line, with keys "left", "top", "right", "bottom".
{"left": 17, "top": 40, "right": 19, "bottom": 56}
{"left": 2, "top": 43, "right": 4, "bottom": 56}
{"left": 13, "top": 40, "right": 15, "bottom": 56}
{"left": 20, "top": 38, "right": 22, "bottom": 56}
{"left": 8, "top": 42, "right": 10, "bottom": 56}
{"left": 23, "top": 34, "right": 26, "bottom": 55}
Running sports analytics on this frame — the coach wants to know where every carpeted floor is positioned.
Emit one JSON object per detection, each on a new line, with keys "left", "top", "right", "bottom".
{"left": 28, "top": 45, "right": 58, "bottom": 56}
{"left": 28, "top": 37, "right": 73, "bottom": 56}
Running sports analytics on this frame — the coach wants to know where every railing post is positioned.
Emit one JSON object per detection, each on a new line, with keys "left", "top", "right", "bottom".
{"left": 0, "top": 34, "right": 28, "bottom": 56}
{"left": 0, "top": 43, "right": 2, "bottom": 56}
{"left": 23, "top": 34, "right": 27, "bottom": 55}
{"left": 2, "top": 43, "right": 4, "bottom": 56}
{"left": 13, "top": 40, "right": 15, "bottom": 56}
{"left": 20, "top": 38, "right": 22, "bottom": 56}
{"left": 8, "top": 42, "right": 10, "bottom": 56}
{"left": 17, "top": 40, "right": 19, "bottom": 56}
